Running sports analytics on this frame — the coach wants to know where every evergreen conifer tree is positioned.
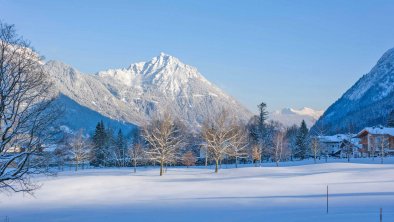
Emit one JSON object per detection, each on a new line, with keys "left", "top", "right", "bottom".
{"left": 116, "top": 129, "right": 126, "bottom": 166}
{"left": 388, "top": 110, "right": 394, "bottom": 127}
{"left": 105, "top": 126, "right": 116, "bottom": 165}
{"left": 91, "top": 121, "right": 106, "bottom": 166}
{"left": 295, "top": 120, "right": 309, "bottom": 160}
{"left": 258, "top": 102, "right": 268, "bottom": 131}
{"left": 285, "top": 125, "right": 299, "bottom": 161}
{"left": 256, "top": 102, "right": 269, "bottom": 164}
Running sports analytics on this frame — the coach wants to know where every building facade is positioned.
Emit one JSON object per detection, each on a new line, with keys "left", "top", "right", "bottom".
{"left": 356, "top": 126, "right": 394, "bottom": 156}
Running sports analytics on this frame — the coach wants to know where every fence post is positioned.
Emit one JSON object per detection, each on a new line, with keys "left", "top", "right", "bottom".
{"left": 380, "top": 208, "right": 382, "bottom": 222}
{"left": 326, "top": 185, "right": 328, "bottom": 214}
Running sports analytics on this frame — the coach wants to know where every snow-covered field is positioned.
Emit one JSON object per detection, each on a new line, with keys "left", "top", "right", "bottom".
{"left": 1, "top": 159, "right": 394, "bottom": 222}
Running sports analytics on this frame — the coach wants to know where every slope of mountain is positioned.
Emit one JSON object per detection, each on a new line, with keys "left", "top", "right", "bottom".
{"left": 313, "top": 48, "right": 394, "bottom": 134}
{"left": 270, "top": 107, "right": 324, "bottom": 128}
{"left": 54, "top": 94, "right": 137, "bottom": 134}
{"left": 45, "top": 53, "right": 252, "bottom": 131}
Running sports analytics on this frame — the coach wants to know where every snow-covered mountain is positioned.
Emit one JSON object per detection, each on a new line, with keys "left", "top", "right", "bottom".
{"left": 270, "top": 107, "right": 324, "bottom": 128}
{"left": 313, "top": 47, "right": 394, "bottom": 134}
{"left": 45, "top": 53, "right": 252, "bottom": 132}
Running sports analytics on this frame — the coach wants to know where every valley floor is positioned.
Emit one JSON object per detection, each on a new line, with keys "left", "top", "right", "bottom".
{"left": 1, "top": 158, "right": 394, "bottom": 222}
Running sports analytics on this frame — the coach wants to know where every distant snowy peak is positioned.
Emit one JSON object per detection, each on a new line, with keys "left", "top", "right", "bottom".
{"left": 270, "top": 107, "right": 324, "bottom": 127}
{"left": 272, "top": 107, "right": 324, "bottom": 119}
{"left": 97, "top": 53, "right": 213, "bottom": 97}
{"left": 99, "top": 53, "right": 204, "bottom": 84}
{"left": 290, "top": 107, "right": 324, "bottom": 120}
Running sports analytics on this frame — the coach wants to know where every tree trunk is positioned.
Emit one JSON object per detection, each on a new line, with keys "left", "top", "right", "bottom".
{"left": 160, "top": 160, "right": 164, "bottom": 176}
{"left": 235, "top": 157, "right": 238, "bottom": 168}
{"left": 215, "top": 159, "right": 219, "bottom": 173}
{"left": 381, "top": 148, "right": 384, "bottom": 164}
{"left": 259, "top": 147, "right": 263, "bottom": 167}
{"left": 75, "top": 160, "right": 78, "bottom": 171}
{"left": 134, "top": 159, "right": 137, "bottom": 173}
{"left": 205, "top": 148, "right": 208, "bottom": 167}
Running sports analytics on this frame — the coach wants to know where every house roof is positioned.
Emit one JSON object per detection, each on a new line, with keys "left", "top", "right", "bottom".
{"left": 340, "top": 138, "right": 362, "bottom": 148}
{"left": 356, "top": 126, "right": 394, "bottom": 137}
{"left": 318, "top": 134, "right": 355, "bottom": 143}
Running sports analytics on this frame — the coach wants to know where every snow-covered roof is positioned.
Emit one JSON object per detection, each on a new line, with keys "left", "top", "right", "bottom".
{"left": 357, "top": 126, "right": 394, "bottom": 137}
{"left": 341, "top": 138, "right": 362, "bottom": 148}
{"left": 318, "top": 134, "right": 354, "bottom": 143}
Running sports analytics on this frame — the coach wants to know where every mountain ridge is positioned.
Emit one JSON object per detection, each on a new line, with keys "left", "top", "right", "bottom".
{"left": 45, "top": 53, "right": 253, "bottom": 131}
{"left": 312, "top": 47, "right": 394, "bottom": 134}
{"left": 270, "top": 107, "right": 324, "bottom": 127}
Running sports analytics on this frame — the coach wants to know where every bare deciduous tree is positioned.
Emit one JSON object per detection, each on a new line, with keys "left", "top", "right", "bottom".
{"left": 68, "top": 130, "right": 91, "bottom": 171}
{"left": 272, "top": 131, "right": 285, "bottom": 167}
{"left": 142, "top": 114, "right": 184, "bottom": 176}
{"left": 129, "top": 143, "right": 144, "bottom": 173}
{"left": 202, "top": 110, "right": 241, "bottom": 173}
{"left": 228, "top": 123, "right": 248, "bottom": 168}
{"left": 182, "top": 151, "right": 196, "bottom": 168}
{"left": 379, "top": 135, "right": 389, "bottom": 164}
{"left": 370, "top": 135, "right": 377, "bottom": 160}
{"left": 251, "top": 144, "right": 261, "bottom": 167}
{"left": 342, "top": 123, "right": 356, "bottom": 163}
{"left": 53, "top": 133, "right": 71, "bottom": 171}
{"left": 310, "top": 137, "right": 320, "bottom": 164}
{"left": 247, "top": 115, "right": 265, "bottom": 167}
{"left": 310, "top": 123, "right": 327, "bottom": 162}
{"left": 0, "top": 22, "right": 60, "bottom": 192}
{"left": 129, "top": 129, "right": 145, "bottom": 173}
{"left": 341, "top": 133, "right": 355, "bottom": 163}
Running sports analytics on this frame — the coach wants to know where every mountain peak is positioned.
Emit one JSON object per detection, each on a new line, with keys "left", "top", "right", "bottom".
{"left": 158, "top": 52, "right": 170, "bottom": 58}
{"left": 377, "top": 47, "right": 394, "bottom": 65}
{"left": 271, "top": 107, "right": 324, "bottom": 127}
{"left": 44, "top": 60, "right": 81, "bottom": 79}
{"left": 151, "top": 52, "right": 182, "bottom": 68}
{"left": 290, "top": 107, "right": 324, "bottom": 119}
{"left": 45, "top": 53, "right": 252, "bottom": 130}
{"left": 270, "top": 107, "right": 323, "bottom": 127}
{"left": 157, "top": 52, "right": 173, "bottom": 60}
{"left": 45, "top": 60, "right": 71, "bottom": 68}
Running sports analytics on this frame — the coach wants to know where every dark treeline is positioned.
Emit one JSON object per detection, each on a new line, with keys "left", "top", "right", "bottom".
{"left": 57, "top": 102, "right": 394, "bottom": 176}
{"left": 52, "top": 103, "right": 315, "bottom": 176}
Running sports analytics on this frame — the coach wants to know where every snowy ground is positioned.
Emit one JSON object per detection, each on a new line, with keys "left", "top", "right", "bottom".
{"left": 1, "top": 158, "right": 394, "bottom": 222}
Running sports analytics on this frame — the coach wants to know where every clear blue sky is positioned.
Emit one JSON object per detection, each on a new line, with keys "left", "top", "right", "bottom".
{"left": 1, "top": 0, "right": 394, "bottom": 113}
